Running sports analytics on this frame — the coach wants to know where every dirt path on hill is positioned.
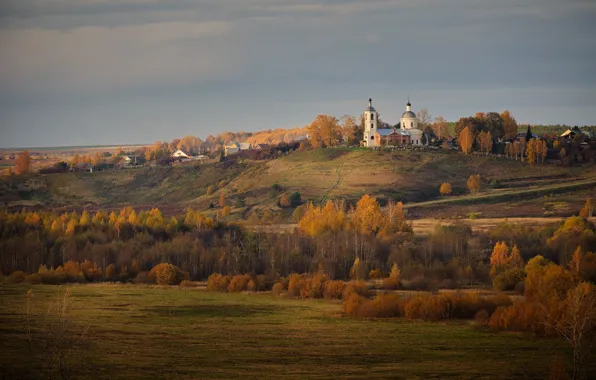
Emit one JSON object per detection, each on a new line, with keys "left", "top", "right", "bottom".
{"left": 320, "top": 164, "right": 344, "bottom": 204}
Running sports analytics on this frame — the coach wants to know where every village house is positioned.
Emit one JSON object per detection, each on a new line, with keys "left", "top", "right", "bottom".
{"left": 171, "top": 149, "right": 190, "bottom": 159}
{"left": 225, "top": 142, "right": 253, "bottom": 156}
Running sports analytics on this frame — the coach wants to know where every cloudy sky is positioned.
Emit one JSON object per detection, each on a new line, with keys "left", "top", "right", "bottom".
{"left": 0, "top": 0, "right": 595, "bottom": 147}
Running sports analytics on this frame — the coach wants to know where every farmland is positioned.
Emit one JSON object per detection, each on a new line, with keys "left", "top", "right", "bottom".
{"left": 0, "top": 284, "right": 580, "bottom": 380}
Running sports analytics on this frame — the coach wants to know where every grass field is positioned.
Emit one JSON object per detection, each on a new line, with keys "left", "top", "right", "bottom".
{"left": 0, "top": 284, "right": 585, "bottom": 379}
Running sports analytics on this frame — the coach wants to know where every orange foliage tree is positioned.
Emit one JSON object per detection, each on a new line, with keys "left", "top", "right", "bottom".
{"left": 15, "top": 151, "right": 31, "bottom": 175}
{"left": 439, "top": 182, "right": 452, "bottom": 196}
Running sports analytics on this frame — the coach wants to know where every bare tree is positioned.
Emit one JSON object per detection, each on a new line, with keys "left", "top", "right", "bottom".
{"left": 544, "top": 283, "right": 596, "bottom": 380}
{"left": 25, "top": 289, "right": 90, "bottom": 380}
{"left": 416, "top": 108, "right": 432, "bottom": 131}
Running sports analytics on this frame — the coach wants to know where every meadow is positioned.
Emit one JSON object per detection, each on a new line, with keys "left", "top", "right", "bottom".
{"left": 0, "top": 284, "right": 581, "bottom": 379}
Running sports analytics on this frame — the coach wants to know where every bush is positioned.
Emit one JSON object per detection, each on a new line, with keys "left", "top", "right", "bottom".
{"left": 343, "top": 281, "right": 370, "bottom": 300}
{"left": 148, "top": 263, "right": 188, "bottom": 285}
{"left": 324, "top": 280, "right": 346, "bottom": 300}
{"left": 272, "top": 282, "right": 285, "bottom": 296}
{"left": 207, "top": 273, "right": 231, "bottom": 292}
{"left": 368, "top": 269, "right": 383, "bottom": 279}
{"left": 492, "top": 268, "right": 525, "bottom": 291}
{"left": 228, "top": 274, "right": 252, "bottom": 293}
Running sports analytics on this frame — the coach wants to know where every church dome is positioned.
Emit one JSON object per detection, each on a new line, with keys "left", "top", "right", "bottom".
{"left": 401, "top": 110, "right": 416, "bottom": 119}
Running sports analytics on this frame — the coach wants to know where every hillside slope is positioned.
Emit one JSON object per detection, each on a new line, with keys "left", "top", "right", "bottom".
{"left": 1, "top": 149, "right": 593, "bottom": 218}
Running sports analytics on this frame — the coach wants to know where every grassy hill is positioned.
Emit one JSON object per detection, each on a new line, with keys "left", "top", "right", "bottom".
{"left": 1, "top": 148, "right": 594, "bottom": 219}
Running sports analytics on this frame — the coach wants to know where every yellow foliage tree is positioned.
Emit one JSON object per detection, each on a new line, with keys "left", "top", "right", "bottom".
{"left": 439, "top": 182, "right": 452, "bottom": 196}
{"left": 351, "top": 194, "right": 382, "bottom": 236}
{"left": 467, "top": 174, "right": 481, "bottom": 194}
{"left": 458, "top": 126, "right": 474, "bottom": 154}
{"left": 490, "top": 241, "right": 509, "bottom": 278}
{"left": 579, "top": 198, "right": 593, "bottom": 218}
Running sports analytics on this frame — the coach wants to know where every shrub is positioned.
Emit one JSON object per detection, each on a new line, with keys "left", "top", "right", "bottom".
{"left": 272, "top": 282, "right": 285, "bottom": 296}
{"left": 207, "top": 273, "right": 231, "bottom": 292}
{"left": 287, "top": 273, "right": 303, "bottom": 298}
{"left": 343, "top": 281, "right": 370, "bottom": 300}
{"left": 228, "top": 274, "right": 252, "bottom": 293}
{"left": 308, "top": 273, "right": 328, "bottom": 299}
{"left": 368, "top": 269, "right": 383, "bottom": 279}
{"left": 343, "top": 293, "right": 367, "bottom": 316}
{"left": 492, "top": 268, "right": 525, "bottom": 291}
{"left": 324, "top": 280, "right": 346, "bottom": 300}
{"left": 148, "top": 263, "right": 188, "bottom": 285}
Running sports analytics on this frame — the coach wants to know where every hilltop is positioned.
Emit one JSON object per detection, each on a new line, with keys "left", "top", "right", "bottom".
{"left": 1, "top": 148, "right": 594, "bottom": 219}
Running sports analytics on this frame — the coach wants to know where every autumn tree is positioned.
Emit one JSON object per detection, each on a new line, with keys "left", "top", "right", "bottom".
{"left": 91, "top": 152, "right": 102, "bottom": 166}
{"left": 484, "top": 112, "right": 505, "bottom": 140}
{"left": 477, "top": 131, "right": 493, "bottom": 155}
{"left": 431, "top": 116, "right": 448, "bottom": 141}
{"left": 526, "top": 139, "right": 536, "bottom": 164}
{"left": 458, "top": 126, "right": 474, "bottom": 154}
{"left": 308, "top": 115, "right": 341, "bottom": 148}
{"left": 70, "top": 154, "right": 79, "bottom": 167}
{"left": 579, "top": 198, "right": 593, "bottom": 218}
{"left": 490, "top": 241, "right": 510, "bottom": 277}
{"left": 439, "top": 182, "right": 452, "bottom": 196}
{"left": 501, "top": 110, "right": 518, "bottom": 139}
{"left": 15, "top": 151, "right": 31, "bottom": 175}
{"left": 279, "top": 194, "right": 291, "bottom": 208}
{"left": 467, "top": 174, "right": 481, "bottom": 194}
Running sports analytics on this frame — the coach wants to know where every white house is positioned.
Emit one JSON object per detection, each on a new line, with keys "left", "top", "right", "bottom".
{"left": 171, "top": 149, "right": 190, "bottom": 159}
{"left": 224, "top": 142, "right": 240, "bottom": 156}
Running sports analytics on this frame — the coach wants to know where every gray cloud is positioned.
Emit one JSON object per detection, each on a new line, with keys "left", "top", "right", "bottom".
{"left": 0, "top": 0, "right": 595, "bottom": 147}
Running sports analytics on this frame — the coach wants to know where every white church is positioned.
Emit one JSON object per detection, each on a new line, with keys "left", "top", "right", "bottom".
{"left": 362, "top": 98, "right": 423, "bottom": 148}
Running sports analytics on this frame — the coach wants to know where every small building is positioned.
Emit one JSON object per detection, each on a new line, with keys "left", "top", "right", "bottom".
{"left": 72, "top": 163, "right": 94, "bottom": 173}
{"left": 376, "top": 128, "right": 411, "bottom": 146}
{"left": 224, "top": 142, "right": 240, "bottom": 156}
{"left": 171, "top": 149, "right": 190, "bottom": 159}
{"left": 239, "top": 142, "right": 252, "bottom": 151}
{"left": 253, "top": 143, "right": 270, "bottom": 150}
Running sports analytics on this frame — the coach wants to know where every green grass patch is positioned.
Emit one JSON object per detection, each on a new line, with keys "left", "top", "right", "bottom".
{"left": 0, "top": 284, "right": 582, "bottom": 379}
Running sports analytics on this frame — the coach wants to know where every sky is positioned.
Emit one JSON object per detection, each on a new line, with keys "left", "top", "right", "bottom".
{"left": 0, "top": 0, "right": 595, "bottom": 148}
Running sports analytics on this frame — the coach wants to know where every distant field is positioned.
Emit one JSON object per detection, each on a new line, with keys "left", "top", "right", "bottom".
{"left": 0, "top": 284, "right": 580, "bottom": 379}
{"left": 1, "top": 148, "right": 593, "bottom": 218}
